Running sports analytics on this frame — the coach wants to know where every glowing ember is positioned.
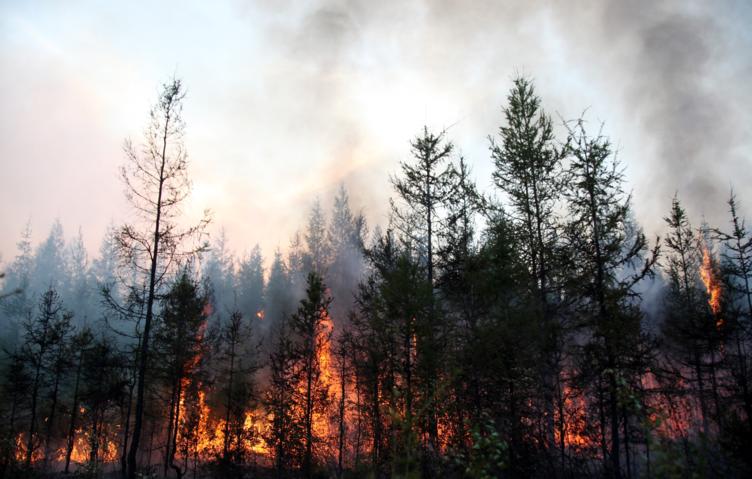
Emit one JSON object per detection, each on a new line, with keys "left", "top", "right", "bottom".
{"left": 555, "top": 385, "right": 591, "bottom": 450}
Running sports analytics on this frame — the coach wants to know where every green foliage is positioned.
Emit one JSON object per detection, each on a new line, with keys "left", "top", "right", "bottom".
{"left": 452, "top": 415, "right": 508, "bottom": 479}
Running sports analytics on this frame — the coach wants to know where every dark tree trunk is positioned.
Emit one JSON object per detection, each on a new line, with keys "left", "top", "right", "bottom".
{"left": 127, "top": 98, "right": 171, "bottom": 479}
{"left": 25, "top": 363, "right": 42, "bottom": 468}
{"left": 65, "top": 351, "right": 84, "bottom": 474}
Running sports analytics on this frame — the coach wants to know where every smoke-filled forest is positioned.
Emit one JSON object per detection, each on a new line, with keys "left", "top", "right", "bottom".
{"left": 1, "top": 73, "right": 751, "bottom": 479}
{"left": 2, "top": 1, "right": 752, "bottom": 478}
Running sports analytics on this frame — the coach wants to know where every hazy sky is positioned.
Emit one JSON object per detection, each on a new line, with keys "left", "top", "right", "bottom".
{"left": 1, "top": 0, "right": 751, "bottom": 265}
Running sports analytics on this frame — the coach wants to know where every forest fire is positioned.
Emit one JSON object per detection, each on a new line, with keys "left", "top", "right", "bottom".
{"left": 309, "top": 309, "right": 336, "bottom": 440}
{"left": 156, "top": 306, "right": 340, "bottom": 469}
{"left": 2, "top": 51, "right": 751, "bottom": 479}
{"left": 13, "top": 427, "right": 118, "bottom": 467}
{"left": 172, "top": 387, "right": 269, "bottom": 462}
{"left": 555, "top": 385, "right": 591, "bottom": 450}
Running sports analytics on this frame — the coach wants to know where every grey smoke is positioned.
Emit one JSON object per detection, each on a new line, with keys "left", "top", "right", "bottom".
{"left": 252, "top": 0, "right": 752, "bottom": 235}
{"left": 1, "top": 0, "right": 750, "bottom": 262}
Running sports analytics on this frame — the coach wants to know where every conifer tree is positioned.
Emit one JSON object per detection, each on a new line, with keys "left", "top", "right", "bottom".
{"left": 290, "top": 272, "right": 333, "bottom": 479}
{"left": 153, "top": 271, "right": 207, "bottom": 478}
{"left": 304, "top": 199, "right": 331, "bottom": 275}
{"left": 661, "top": 195, "right": 716, "bottom": 435}
{"left": 327, "top": 185, "right": 366, "bottom": 318}
{"left": 116, "top": 78, "right": 209, "bottom": 479}
{"left": 490, "top": 76, "right": 566, "bottom": 451}
{"left": 564, "top": 119, "right": 658, "bottom": 478}
{"left": 265, "top": 321, "right": 304, "bottom": 476}
{"left": 32, "top": 220, "right": 67, "bottom": 295}
{"left": 713, "top": 192, "right": 752, "bottom": 435}
{"left": 79, "top": 336, "right": 128, "bottom": 469}
{"left": 20, "top": 287, "right": 73, "bottom": 468}
{"left": 391, "top": 126, "right": 455, "bottom": 464}
{"left": 63, "top": 326, "right": 94, "bottom": 474}
{"left": 0, "top": 352, "right": 30, "bottom": 476}
{"left": 237, "top": 245, "right": 265, "bottom": 325}
{"left": 266, "top": 250, "right": 293, "bottom": 337}
{"left": 1, "top": 223, "right": 34, "bottom": 341}
{"left": 216, "top": 310, "right": 258, "bottom": 465}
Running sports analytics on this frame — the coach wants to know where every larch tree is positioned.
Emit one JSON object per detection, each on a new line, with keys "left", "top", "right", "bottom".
{"left": 489, "top": 76, "right": 567, "bottom": 452}
{"left": 390, "top": 126, "right": 455, "bottom": 464}
{"left": 116, "top": 78, "right": 209, "bottom": 479}
{"left": 661, "top": 195, "right": 715, "bottom": 435}
{"left": 713, "top": 192, "right": 752, "bottom": 434}
{"left": 564, "top": 119, "right": 658, "bottom": 479}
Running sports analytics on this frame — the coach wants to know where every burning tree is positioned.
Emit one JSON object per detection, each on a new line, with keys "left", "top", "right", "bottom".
{"left": 214, "top": 309, "right": 260, "bottom": 468}
{"left": 114, "top": 78, "right": 209, "bottom": 479}
{"left": 62, "top": 326, "right": 94, "bottom": 474}
{"left": 265, "top": 320, "right": 305, "bottom": 476}
{"left": 19, "top": 288, "right": 73, "bottom": 469}
{"left": 5, "top": 70, "right": 752, "bottom": 479}
{"left": 290, "top": 272, "right": 333, "bottom": 478}
{"left": 152, "top": 270, "right": 208, "bottom": 478}
{"left": 390, "top": 126, "right": 456, "bottom": 472}
{"left": 77, "top": 337, "right": 128, "bottom": 470}
{"left": 661, "top": 196, "right": 720, "bottom": 437}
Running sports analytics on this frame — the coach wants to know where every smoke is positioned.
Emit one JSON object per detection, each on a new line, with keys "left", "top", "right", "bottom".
{"left": 597, "top": 0, "right": 752, "bottom": 233}
{"left": 1, "top": 0, "right": 750, "bottom": 262}
{"left": 246, "top": 0, "right": 751, "bottom": 239}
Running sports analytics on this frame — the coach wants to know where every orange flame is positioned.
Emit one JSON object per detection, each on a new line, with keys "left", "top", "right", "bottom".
{"left": 309, "top": 309, "right": 335, "bottom": 440}
{"left": 554, "top": 385, "right": 591, "bottom": 450}
{"left": 16, "top": 308, "right": 349, "bottom": 470}
{"left": 700, "top": 246, "right": 723, "bottom": 326}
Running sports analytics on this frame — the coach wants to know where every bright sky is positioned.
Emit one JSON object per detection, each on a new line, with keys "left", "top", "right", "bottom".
{"left": 1, "top": 0, "right": 751, "bottom": 265}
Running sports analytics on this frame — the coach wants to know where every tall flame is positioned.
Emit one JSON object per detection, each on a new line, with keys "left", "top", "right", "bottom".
{"left": 18, "top": 307, "right": 349, "bottom": 471}
{"left": 700, "top": 246, "right": 723, "bottom": 326}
